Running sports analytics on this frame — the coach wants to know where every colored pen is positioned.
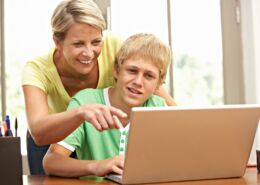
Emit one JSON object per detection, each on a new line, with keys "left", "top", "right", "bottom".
{"left": 2, "top": 121, "right": 7, "bottom": 134}
{"left": 5, "top": 115, "right": 13, "bottom": 137}
{"left": 15, "top": 117, "right": 18, "bottom": 137}
{"left": 0, "top": 122, "right": 3, "bottom": 137}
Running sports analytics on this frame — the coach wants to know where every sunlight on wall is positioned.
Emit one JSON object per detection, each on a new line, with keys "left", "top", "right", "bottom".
{"left": 5, "top": 0, "right": 61, "bottom": 155}
{"left": 110, "top": 0, "right": 168, "bottom": 42}
{"left": 171, "top": 0, "right": 222, "bottom": 62}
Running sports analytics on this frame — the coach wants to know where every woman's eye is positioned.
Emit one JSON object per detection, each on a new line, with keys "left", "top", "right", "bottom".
{"left": 73, "top": 42, "right": 83, "bottom": 47}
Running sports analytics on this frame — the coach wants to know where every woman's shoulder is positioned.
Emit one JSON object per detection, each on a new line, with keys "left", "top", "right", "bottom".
{"left": 25, "top": 47, "right": 56, "bottom": 69}
{"left": 102, "top": 30, "right": 124, "bottom": 47}
{"left": 21, "top": 47, "right": 58, "bottom": 88}
{"left": 102, "top": 30, "right": 122, "bottom": 40}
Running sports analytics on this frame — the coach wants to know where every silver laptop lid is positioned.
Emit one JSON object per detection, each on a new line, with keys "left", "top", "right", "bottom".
{"left": 121, "top": 105, "right": 260, "bottom": 184}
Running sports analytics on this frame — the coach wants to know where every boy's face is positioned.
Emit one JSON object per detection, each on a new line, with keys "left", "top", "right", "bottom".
{"left": 114, "top": 57, "right": 160, "bottom": 107}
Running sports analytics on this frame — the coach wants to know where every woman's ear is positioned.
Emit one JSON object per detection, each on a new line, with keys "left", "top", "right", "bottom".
{"left": 53, "top": 35, "right": 62, "bottom": 50}
{"left": 113, "top": 64, "right": 120, "bottom": 81}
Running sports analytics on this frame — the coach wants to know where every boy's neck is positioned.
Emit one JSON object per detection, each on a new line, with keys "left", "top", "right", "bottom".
{"left": 108, "top": 87, "right": 131, "bottom": 126}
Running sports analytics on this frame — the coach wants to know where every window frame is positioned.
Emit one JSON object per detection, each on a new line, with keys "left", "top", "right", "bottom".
{"left": 1, "top": 0, "right": 6, "bottom": 120}
{"left": 221, "top": 0, "right": 245, "bottom": 104}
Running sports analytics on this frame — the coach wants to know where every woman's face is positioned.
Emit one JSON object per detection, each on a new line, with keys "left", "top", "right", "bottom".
{"left": 55, "top": 23, "right": 102, "bottom": 77}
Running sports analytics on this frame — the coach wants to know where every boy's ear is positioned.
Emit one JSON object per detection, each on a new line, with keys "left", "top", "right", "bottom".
{"left": 156, "top": 77, "right": 164, "bottom": 90}
{"left": 156, "top": 82, "right": 161, "bottom": 90}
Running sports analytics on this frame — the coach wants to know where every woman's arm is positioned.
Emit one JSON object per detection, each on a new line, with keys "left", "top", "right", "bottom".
{"left": 23, "top": 85, "right": 127, "bottom": 145}
{"left": 155, "top": 86, "right": 177, "bottom": 106}
{"left": 43, "top": 144, "right": 124, "bottom": 177}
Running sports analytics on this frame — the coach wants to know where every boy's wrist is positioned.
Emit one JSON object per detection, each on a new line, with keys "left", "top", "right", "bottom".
{"left": 86, "top": 160, "right": 99, "bottom": 176}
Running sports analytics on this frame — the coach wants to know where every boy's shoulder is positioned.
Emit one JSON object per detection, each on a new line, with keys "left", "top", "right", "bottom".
{"left": 72, "top": 88, "right": 104, "bottom": 104}
{"left": 144, "top": 95, "right": 166, "bottom": 107}
{"left": 76, "top": 88, "right": 103, "bottom": 95}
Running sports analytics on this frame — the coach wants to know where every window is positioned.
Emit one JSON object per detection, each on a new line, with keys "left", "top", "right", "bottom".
{"left": 170, "top": 0, "right": 223, "bottom": 105}
{"left": 110, "top": 0, "right": 168, "bottom": 42}
{"left": 111, "top": 0, "right": 224, "bottom": 105}
{"left": 2, "top": 0, "right": 258, "bottom": 167}
{"left": 4, "top": 0, "right": 61, "bottom": 154}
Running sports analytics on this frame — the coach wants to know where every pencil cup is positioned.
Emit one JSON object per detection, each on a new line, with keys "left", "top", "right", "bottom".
{"left": 256, "top": 150, "right": 260, "bottom": 173}
{"left": 0, "top": 137, "right": 23, "bottom": 185}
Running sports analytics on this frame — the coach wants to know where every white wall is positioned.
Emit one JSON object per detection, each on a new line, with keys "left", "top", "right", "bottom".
{"left": 252, "top": 0, "right": 260, "bottom": 156}
{"left": 241, "top": 0, "right": 260, "bottom": 164}
{"left": 252, "top": 0, "right": 260, "bottom": 104}
{"left": 241, "top": 0, "right": 256, "bottom": 104}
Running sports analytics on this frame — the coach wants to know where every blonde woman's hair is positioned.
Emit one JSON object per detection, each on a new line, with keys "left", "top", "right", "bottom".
{"left": 51, "top": 0, "right": 105, "bottom": 40}
{"left": 115, "top": 33, "right": 172, "bottom": 85}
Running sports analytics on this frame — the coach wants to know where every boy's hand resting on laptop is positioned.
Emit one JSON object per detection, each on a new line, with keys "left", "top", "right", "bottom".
{"left": 93, "top": 154, "right": 124, "bottom": 176}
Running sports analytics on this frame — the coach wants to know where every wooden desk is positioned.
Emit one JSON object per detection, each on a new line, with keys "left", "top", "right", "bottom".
{"left": 23, "top": 168, "right": 260, "bottom": 185}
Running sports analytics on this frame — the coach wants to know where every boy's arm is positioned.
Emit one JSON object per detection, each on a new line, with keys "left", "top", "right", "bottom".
{"left": 155, "top": 86, "right": 177, "bottom": 106}
{"left": 43, "top": 144, "right": 124, "bottom": 177}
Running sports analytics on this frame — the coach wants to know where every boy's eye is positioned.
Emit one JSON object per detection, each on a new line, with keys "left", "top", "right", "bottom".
{"left": 127, "top": 68, "right": 137, "bottom": 73}
{"left": 92, "top": 40, "right": 102, "bottom": 46}
{"left": 145, "top": 73, "right": 155, "bottom": 79}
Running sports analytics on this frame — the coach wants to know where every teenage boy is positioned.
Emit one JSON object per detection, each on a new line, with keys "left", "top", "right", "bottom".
{"left": 43, "top": 33, "right": 172, "bottom": 177}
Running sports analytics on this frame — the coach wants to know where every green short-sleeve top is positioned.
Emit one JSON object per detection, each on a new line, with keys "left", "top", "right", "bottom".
{"left": 59, "top": 88, "right": 166, "bottom": 160}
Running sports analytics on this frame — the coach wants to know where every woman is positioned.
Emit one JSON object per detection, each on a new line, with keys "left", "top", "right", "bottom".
{"left": 22, "top": 0, "right": 175, "bottom": 174}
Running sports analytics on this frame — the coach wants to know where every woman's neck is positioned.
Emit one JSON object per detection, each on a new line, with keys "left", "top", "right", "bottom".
{"left": 53, "top": 50, "right": 99, "bottom": 96}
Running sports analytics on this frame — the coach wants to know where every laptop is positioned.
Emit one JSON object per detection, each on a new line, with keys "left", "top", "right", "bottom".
{"left": 106, "top": 104, "right": 260, "bottom": 184}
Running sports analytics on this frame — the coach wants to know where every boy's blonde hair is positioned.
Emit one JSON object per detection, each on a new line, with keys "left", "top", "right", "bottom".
{"left": 115, "top": 33, "right": 172, "bottom": 85}
{"left": 51, "top": 0, "right": 105, "bottom": 40}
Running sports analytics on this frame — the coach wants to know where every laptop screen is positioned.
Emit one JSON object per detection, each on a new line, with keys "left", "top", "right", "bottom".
{"left": 117, "top": 105, "right": 260, "bottom": 184}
